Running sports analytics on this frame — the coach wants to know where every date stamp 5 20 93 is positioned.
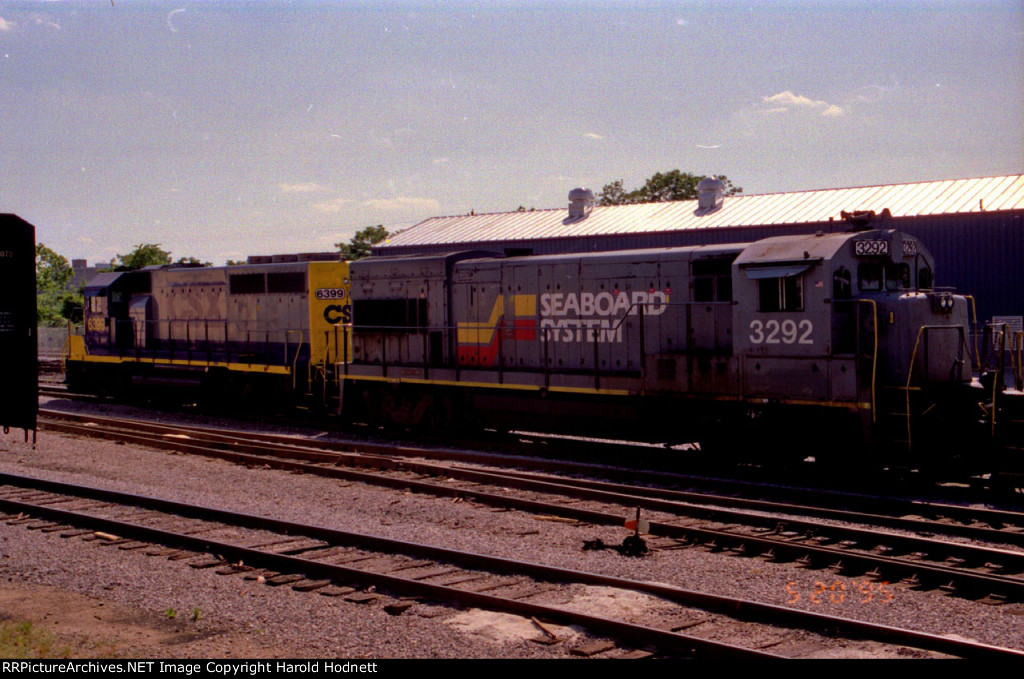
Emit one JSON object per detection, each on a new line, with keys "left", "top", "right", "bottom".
{"left": 785, "top": 580, "right": 895, "bottom": 605}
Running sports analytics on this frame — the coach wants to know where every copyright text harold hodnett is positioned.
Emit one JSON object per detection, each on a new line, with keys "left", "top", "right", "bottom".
{"left": 1, "top": 661, "right": 379, "bottom": 676}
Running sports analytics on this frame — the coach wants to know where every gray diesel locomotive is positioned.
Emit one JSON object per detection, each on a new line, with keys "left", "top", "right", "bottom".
{"left": 68, "top": 226, "right": 993, "bottom": 466}
{"left": 342, "top": 228, "right": 977, "bottom": 463}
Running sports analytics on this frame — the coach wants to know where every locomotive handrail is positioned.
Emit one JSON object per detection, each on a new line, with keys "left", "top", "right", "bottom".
{"left": 964, "top": 295, "right": 981, "bottom": 369}
{"left": 285, "top": 330, "right": 305, "bottom": 389}
{"left": 105, "top": 317, "right": 310, "bottom": 373}
{"left": 1011, "top": 331, "right": 1019, "bottom": 391}
{"left": 989, "top": 325, "right": 1008, "bottom": 436}
{"left": 344, "top": 299, "right": 704, "bottom": 382}
{"left": 904, "top": 324, "right": 969, "bottom": 449}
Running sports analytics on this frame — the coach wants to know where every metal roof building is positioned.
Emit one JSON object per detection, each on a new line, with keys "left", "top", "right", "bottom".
{"left": 377, "top": 174, "right": 1024, "bottom": 322}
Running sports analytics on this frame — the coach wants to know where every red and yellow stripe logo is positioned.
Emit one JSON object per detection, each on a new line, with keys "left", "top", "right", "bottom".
{"left": 456, "top": 294, "right": 536, "bottom": 366}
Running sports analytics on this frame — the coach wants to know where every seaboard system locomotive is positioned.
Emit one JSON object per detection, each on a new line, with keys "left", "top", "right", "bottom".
{"left": 66, "top": 227, "right": 998, "bottom": 467}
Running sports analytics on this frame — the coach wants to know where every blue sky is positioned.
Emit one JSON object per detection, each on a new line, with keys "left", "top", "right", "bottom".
{"left": 2, "top": 0, "right": 1022, "bottom": 265}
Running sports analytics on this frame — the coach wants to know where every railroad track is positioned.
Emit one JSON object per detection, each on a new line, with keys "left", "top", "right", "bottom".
{"left": 37, "top": 409, "right": 1024, "bottom": 605}
{"left": 3, "top": 471, "right": 1021, "bottom": 660}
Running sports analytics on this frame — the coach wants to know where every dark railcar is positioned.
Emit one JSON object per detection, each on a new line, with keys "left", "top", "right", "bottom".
{"left": 0, "top": 215, "right": 37, "bottom": 435}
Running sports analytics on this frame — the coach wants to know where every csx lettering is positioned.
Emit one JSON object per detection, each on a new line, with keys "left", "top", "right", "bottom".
{"left": 323, "top": 304, "right": 352, "bottom": 324}
{"left": 749, "top": 319, "right": 813, "bottom": 345}
{"left": 539, "top": 291, "right": 668, "bottom": 318}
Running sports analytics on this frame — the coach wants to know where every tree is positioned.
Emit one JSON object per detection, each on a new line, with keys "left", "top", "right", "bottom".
{"left": 335, "top": 225, "right": 390, "bottom": 260}
{"left": 36, "top": 243, "right": 81, "bottom": 326}
{"left": 175, "top": 255, "right": 212, "bottom": 267}
{"left": 596, "top": 171, "right": 742, "bottom": 206}
{"left": 111, "top": 243, "right": 172, "bottom": 270}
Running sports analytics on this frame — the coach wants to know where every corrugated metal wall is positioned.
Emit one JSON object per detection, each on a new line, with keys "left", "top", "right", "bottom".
{"left": 896, "top": 211, "right": 1024, "bottom": 323}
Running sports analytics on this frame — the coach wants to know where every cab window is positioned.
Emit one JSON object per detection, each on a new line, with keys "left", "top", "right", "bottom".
{"left": 918, "top": 267, "right": 933, "bottom": 289}
{"left": 758, "top": 275, "right": 803, "bottom": 312}
{"left": 885, "top": 263, "right": 910, "bottom": 291}
{"left": 833, "top": 266, "right": 852, "bottom": 299}
{"left": 857, "top": 263, "right": 882, "bottom": 291}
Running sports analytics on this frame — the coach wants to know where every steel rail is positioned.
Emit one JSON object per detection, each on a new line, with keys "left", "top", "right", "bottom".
{"left": 1, "top": 472, "right": 1020, "bottom": 660}
{"left": 38, "top": 407, "right": 1024, "bottom": 530}
{"left": 37, "top": 417, "right": 1024, "bottom": 602}
{"left": 471, "top": 467, "right": 1024, "bottom": 548}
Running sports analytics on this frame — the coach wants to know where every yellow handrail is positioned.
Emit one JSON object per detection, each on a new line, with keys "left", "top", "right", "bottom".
{"left": 964, "top": 295, "right": 980, "bottom": 368}
{"left": 856, "top": 299, "right": 878, "bottom": 424}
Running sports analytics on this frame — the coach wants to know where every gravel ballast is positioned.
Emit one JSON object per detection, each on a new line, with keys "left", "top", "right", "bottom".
{"left": 1, "top": 399, "right": 1022, "bottom": 657}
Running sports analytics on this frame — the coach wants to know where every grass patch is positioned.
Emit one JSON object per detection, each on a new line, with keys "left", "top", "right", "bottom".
{"left": 0, "top": 621, "right": 70, "bottom": 658}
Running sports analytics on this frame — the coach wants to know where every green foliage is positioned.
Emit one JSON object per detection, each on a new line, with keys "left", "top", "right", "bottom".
{"left": 36, "top": 243, "right": 82, "bottom": 327}
{"left": 175, "top": 256, "right": 212, "bottom": 267}
{"left": 596, "top": 171, "right": 742, "bottom": 206}
{"left": 111, "top": 243, "right": 172, "bottom": 270}
{"left": 335, "top": 225, "right": 390, "bottom": 260}
{"left": 0, "top": 620, "right": 69, "bottom": 658}
{"left": 36, "top": 243, "right": 73, "bottom": 292}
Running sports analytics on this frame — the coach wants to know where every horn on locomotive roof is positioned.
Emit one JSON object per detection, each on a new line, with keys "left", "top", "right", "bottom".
{"left": 840, "top": 207, "right": 892, "bottom": 231}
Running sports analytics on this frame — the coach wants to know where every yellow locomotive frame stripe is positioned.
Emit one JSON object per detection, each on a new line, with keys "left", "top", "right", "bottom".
{"left": 340, "top": 372, "right": 630, "bottom": 396}
{"left": 66, "top": 354, "right": 291, "bottom": 375}
{"left": 337, "top": 373, "right": 871, "bottom": 409}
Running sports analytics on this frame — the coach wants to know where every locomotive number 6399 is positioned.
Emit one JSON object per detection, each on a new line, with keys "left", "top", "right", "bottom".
{"left": 749, "top": 319, "right": 813, "bottom": 345}
{"left": 315, "top": 288, "right": 347, "bottom": 300}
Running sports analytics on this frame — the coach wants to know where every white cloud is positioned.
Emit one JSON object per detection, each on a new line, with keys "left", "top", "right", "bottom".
{"left": 0, "top": 17, "right": 15, "bottom": 32}
{"left": 761, "top": 90, "right": 846, "bottom": 117}
{"left": 279, "top": 182, "right": 326, "bottom": 194}
{"left": 361, "top": 197, "right": 440, "bottom": 212}
{"left": 432, "top": 156, "right": 449, "bottom": 164}
{"left": 763, "top": 91, "right": 820, "bottom": 108}
{"left": 583, "top": 132, "right": 603, "bottom": 140}
{"left": 33, "top": 16, "right": 59, "bottom": 31}
{"left": 312, "top": 198, "right": 353, "bottom": 214}
{"left": 167, "top": 8, "right": 186, "bottom": 33}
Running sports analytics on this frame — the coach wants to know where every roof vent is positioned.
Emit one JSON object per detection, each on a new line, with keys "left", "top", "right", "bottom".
{"left": 568, "top": 187, "right": 595, "bottom": 219}
{"left": 697, "top": 176, "right": 726, "bottom": 211}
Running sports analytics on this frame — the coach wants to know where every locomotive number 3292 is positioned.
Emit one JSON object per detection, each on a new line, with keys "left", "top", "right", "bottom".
{"left": 749, "top": 319, "right": 813, "bottom": 345}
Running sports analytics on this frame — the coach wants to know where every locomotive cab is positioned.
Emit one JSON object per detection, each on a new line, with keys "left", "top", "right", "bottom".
{"left": 731, "top": 229, "right": 973, "bottom": 460}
